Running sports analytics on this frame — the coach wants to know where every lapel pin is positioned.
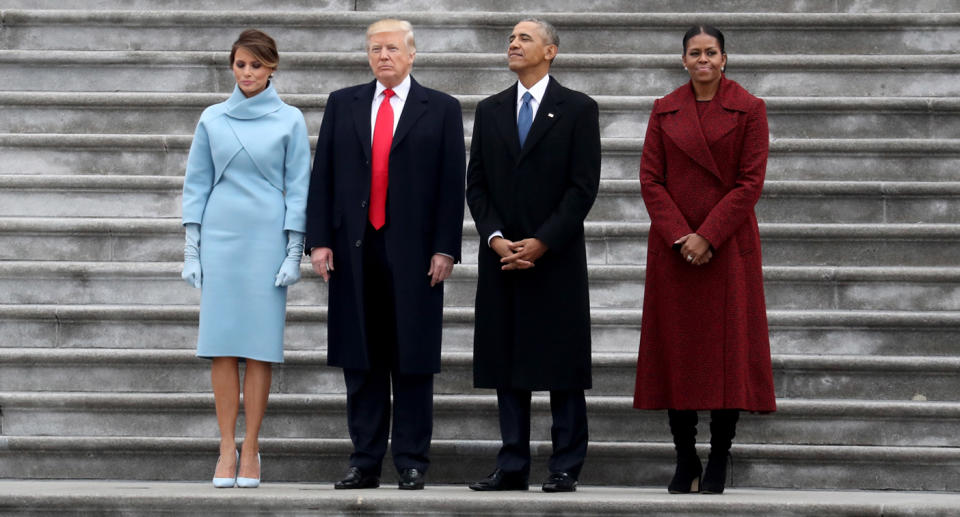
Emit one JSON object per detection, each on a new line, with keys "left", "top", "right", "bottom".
{"left": 547, "top": 113, "right": 555, "bottom": 118}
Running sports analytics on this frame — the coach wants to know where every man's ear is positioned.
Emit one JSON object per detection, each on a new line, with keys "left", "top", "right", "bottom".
{"left": 544, "top": 44, "right": 557, "bottom": 62}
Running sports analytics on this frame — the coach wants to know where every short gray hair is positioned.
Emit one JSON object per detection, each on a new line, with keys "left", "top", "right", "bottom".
{"left": 520, "top": 17, "right": 559, "bottom": 47}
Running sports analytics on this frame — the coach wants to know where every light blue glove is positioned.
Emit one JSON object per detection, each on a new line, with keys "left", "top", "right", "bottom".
{"left": 181, "top": 223, "right": 202, "bottom": 288}
{"left": 275, "top": 230, "right": 304, "bottom": 287}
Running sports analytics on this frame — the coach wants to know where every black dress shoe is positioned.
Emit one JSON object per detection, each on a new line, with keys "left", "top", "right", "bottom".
{"left": 542, "top": 472, "right": 577, "bottom": 492}
{"left": 334, "top": 466, "right": 380, "bottom": 489}
{"left": 468, "top": 469, "right": 529, "bottom": 491}
{"left": 398, "top": 468, "right": 425, "bottom": 490}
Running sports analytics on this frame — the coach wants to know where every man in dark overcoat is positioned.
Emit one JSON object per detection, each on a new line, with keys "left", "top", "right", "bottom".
{"left": 465, "top": 18, "right": 601, "bottom": 493}
{"left": 304, "top": 19, "right": 465, "bottom": 490}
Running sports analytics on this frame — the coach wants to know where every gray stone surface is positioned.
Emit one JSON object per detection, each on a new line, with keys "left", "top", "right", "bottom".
{"left": 4, "top": 11, "right": 960, "bottom": 54}
{"left": 1, "top": 0, "right": 959, "bottom": 503}
{"left": 2, "top": 481, "right": 960, "bottom": 517}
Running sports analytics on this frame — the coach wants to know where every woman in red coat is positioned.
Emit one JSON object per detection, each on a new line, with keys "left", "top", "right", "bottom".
{"left": 633, "top": 25, "right": 776, "bottom": 494}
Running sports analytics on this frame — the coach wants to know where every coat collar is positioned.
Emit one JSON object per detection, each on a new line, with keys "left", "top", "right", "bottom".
{"left": 492, "top": 76, "right": 566, "bottom": 163}
{"left": 224, "top": 82, "right": 284, "bottom": 120}
{"left": 656, "top": 76, "right": 749, "bottom": 180}
{"left": 349, "top": 75, "right": 430, "bottom": 159}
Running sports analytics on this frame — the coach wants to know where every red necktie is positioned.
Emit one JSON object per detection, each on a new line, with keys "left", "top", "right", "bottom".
{"left": 369, "top": 89, "right": 395, "bottom": 229}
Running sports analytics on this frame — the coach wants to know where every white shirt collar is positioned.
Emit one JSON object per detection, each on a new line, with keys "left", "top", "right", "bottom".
{"left": 517, "top": 74, "right": 550, "bottom": 106}
{"left": 375, "top": 74, "right": 411, "bottom": 101}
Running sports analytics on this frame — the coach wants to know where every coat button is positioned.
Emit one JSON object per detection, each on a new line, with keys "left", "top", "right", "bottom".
{"left": 361, "top": 200, "right": 367, "bottom": 208}
{"left": 355, "top": 240, "right": 362, "bottom": 247}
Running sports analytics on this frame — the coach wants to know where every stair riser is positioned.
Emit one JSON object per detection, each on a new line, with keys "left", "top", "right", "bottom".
{"left": 6, "top": 24, "right": 959, "bottom": 55}
{"left": 0, "top": 443, "right": 955, "bottom": 490}
{"left": 0, "top": 233, "right": 951, "bottom": 267}
{"left": 3, "top": 144, "right": 955, "bottom": 182}
{"left": 4, "top": 404, "right": 958, "bottom": 448}
{"left": 6, "top": 105, "right": 959, "bottom": 141}
{"left": 4, "top": 64, "right": 957, "bottom": 97}
{"left": 3, "top": 187, "right": 959, "bottom": 225}
{"left": 4, "top": 274, "right": 960, "bottom": 312}
{"left": 0, "top": 361, "right": 957, "bottom": 401}
{"left": 0, "top": 0, "right": 950, "bottom": 13}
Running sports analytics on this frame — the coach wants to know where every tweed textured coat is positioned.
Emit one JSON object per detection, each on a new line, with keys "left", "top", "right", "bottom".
{"left": 467, "top": 77, "right": 601, "bottom": 390}
{"left": 633, "top": 77, "right": 777, "bottom": 411}
{"left": 304, "top": 77, "right": 465, "bottom": 375}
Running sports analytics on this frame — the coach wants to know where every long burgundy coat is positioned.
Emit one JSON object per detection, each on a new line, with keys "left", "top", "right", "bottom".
{"left": 633, "top": 77, "right": 776, "bottom": 412}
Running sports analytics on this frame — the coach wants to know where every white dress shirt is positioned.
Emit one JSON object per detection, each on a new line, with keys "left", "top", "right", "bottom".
{"left": 370, "top": 74, "right": 411, "bottom": 142}
{"left": 489, "top": 74, "right": 551, "bottom": 246}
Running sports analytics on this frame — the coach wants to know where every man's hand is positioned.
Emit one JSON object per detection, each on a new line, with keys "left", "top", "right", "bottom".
{"left": 675, "top": 233, "right": 712, "bottom": 266}
{"left": 500, "top": 237, "right": 548, "bottom": 271}
{"left": 310, "top": 247, "right": 334, "bottom": 282}
{"left": 428, "top": 254, "right": 455, "bottom": 287}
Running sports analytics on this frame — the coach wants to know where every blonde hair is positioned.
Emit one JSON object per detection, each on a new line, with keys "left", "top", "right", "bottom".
{"left": 366, "top": 19, "right": 416, "bottom": 52}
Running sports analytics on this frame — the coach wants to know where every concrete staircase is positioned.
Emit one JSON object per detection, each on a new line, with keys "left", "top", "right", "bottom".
{"left": 1, "top": 2, "right": 959, "bottom": 514}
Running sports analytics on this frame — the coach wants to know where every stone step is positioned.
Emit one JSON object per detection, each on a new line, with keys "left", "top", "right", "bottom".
{"left": 3, "top": 391, "right": 958, "bottom": 448}
{"left": 0, "top": 434, "right": 957, "bottom": 490}
{"left": 3, "top": 92, "right": 958, "bottom": 140}
{"left": 2, "top": 50, "right": 958, "bottom": 96}
{"left": 3, "top": 0, "right": 955, "bottom": 13}
{"left": 4, "top": 261, "right": 960, "bottom": 312}
{"left": 2, "top": 482, "right": 960, "bottom": 517}
{"left": 2, "top": 217, "right": 959, "bottom": 267}
{"left": 4, "top": 11, "right": 959, "bottom": 54}
{"left": 4, "top": 175, "right": 960, "bottom": 224}
{"left": 2, "top": 132, "right": 957, "bottom": 181}
{"left": 1, "top": 347, "right": 958, "bottom": 401}
{"left": 2, "top": 302, "right": 959, "bottom": 356}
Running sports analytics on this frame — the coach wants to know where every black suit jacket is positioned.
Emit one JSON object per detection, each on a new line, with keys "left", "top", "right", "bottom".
{"left": 466, "top": 77, "right": 601, "bottom": 390}
{"left": 305, "top": 76, "right": 465, "bottom": 374}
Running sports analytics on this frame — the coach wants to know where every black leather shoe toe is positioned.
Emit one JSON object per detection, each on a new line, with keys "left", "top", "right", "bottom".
{"left": 398, "top": 468, "right": 425, "bottom": 490}
{"left": 542, "top": 472, "right": 577, "bottom": 492}
{"left": 468, "top": 468, "right": 529, "bottom": 491}
{"left": 334, "top": 466, "right": 380, "bottom": 489}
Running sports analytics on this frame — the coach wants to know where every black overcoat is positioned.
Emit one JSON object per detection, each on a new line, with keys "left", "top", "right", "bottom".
{"left": 305, "top": 77, "right": 465, "bottom": 375}
{"left": 466, "top": 77, "right": 601, "bottom": 390}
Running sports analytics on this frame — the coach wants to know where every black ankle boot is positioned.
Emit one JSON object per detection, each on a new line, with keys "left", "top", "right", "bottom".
{"left": 702, "top": 409, "right": 739, "bottom": 494}
{"left": 666, "top": 409, "right": 702, "bottom": 494}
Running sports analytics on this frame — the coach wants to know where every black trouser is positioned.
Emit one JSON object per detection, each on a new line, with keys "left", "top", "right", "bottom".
{"left": 495, "top": 388, "right": 588, "bottom": 479}
{"left": 344, "top": 224, "right": 433, "bottom": 476}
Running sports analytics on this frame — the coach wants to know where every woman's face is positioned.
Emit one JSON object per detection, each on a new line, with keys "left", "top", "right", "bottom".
{"left": 682, "top": 33, "right": 726, "bottom": 86}
{"left": 232, "top": 47, "right": 273, "bottom": 98}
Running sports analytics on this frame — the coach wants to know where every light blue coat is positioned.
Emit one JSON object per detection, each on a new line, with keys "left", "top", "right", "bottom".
{"left": 182, "top": 83, "right": 310, "bottom": 363}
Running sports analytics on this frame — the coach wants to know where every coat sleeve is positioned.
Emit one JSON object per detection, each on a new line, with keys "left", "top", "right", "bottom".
{"left": 304, "top": 94, "right": 337, "bottom": 252}
{"left": 695, "top": 99, "right": 769, "bottom": 249}
{"left": 432, "top": 96, "right": 466, "bottom": 262}
{"left": 532, "top": 97, "right": 602, "bottom": 252}
{"left": 282, "top": 110, "right": 311, "bottom": 233}
{"left": 465, "top": 102, "right": 506, "bottom": 244}
{"left": 639, "top": 98, "right": 694, "bottom": 245}
{"left": 182, "top": 119, "right": 215, "bottom": 226}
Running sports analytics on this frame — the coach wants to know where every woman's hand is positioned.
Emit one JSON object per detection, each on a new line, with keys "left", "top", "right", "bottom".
{"left": 675, "top": 233, "right": 713, "bottom": 266}
{"left": 181, "top": 223, "right": 202, "bottom": 288}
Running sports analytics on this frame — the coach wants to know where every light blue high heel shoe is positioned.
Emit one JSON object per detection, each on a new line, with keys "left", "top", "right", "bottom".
{"left": 212, "top": 450, "right": 238, "bottom": 488}
{"left": 237, "top": 452, "right": 261, "bottom": 488}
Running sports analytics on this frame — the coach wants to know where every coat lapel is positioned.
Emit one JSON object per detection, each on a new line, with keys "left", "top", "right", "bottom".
{"left": 491, "top": 86, "right": 521, "bottom": 161}
{"left": 518, "top": 77, "right": 563, "bottom": 163}
{"left": 704, "top": 78, "right": 745, "bottom": 146}
{"left": 350, "top": 80, "right": 376, "bottom": 162}
{"left": 659, "top": 83, "right": 721, "bottom": 179}
{"left": 391, "top": 76, "right": 428, "bottom": 151}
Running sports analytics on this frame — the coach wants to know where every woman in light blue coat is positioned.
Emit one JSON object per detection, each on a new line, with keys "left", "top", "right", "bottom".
{"left": 181, "top": 29, "right": 310, "bottom": 488}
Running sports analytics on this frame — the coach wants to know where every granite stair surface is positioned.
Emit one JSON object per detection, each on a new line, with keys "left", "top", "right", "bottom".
{"left": 0, "top": 1, "right": 959, "bottom": 515}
